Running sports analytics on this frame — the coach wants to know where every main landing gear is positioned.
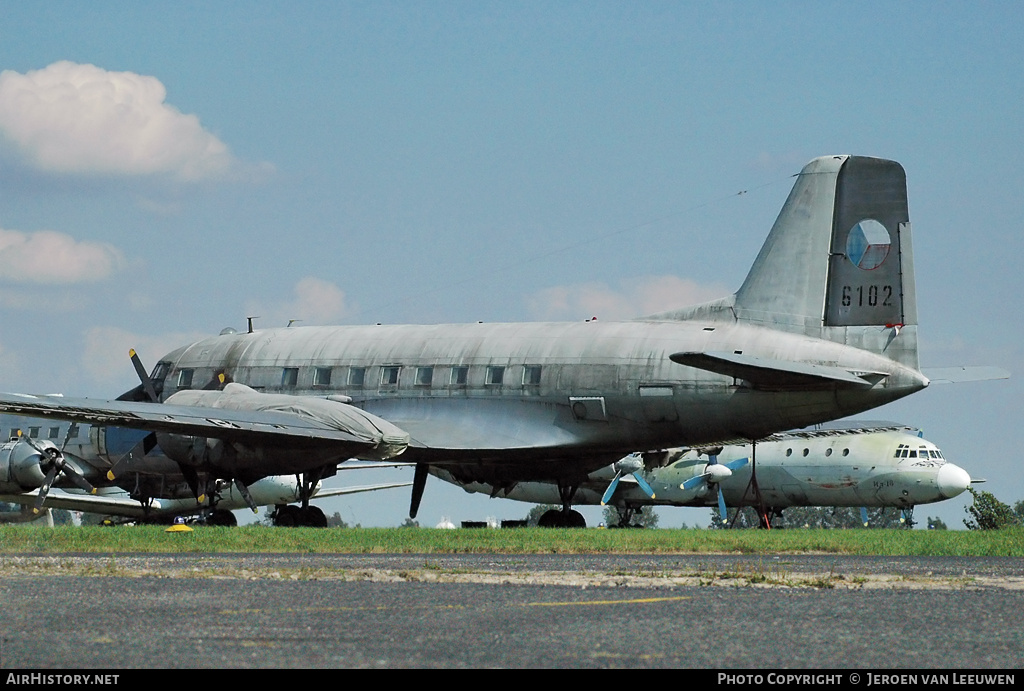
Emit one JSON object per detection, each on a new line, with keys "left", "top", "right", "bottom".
{"left": 536, "top": 483, "right": 587, "bottom": 527}
{"left": 271, "top": 504, "right": 328, "bottom": 527}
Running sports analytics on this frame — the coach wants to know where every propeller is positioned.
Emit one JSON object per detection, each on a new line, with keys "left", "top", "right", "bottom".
{"left": 600, "top": 453, "right": 656, "bottom": 506}
{"left": 681, "top": 449, "right": 749, "bottom": 520}
{"left": 20, "top": 430, "right": 97, "bottom": 514}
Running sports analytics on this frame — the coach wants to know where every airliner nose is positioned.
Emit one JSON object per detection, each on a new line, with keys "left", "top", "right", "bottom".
{"left": 936, "top": 463, "right": 971, "bottom": 499}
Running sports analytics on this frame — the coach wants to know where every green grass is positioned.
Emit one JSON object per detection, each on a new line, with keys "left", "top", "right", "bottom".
{"left": 1, "top": 525, "right": 1023, "bottom": 556}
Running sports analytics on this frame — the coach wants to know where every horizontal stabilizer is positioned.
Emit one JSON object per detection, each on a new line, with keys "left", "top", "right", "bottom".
{"left": 670, "top": 351, "right": 885, "bottom": 389}
{"left": 921, "top": 366, "right": 1010, "bottom": 384}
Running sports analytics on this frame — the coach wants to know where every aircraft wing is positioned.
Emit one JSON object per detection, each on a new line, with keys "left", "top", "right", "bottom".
{"left": 0, "top": 392, "right": 381, "bottom": 449}
{"left": 670, "top": 351, "right": 883, "bottom": 389}
{"left": 0, "top": 489, "right": 153, "bottom": 518}
{"left": 311, "top": 482, "right": 413, "bottom": 498}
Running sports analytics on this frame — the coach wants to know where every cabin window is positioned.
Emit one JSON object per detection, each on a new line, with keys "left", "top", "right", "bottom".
{"left": 486, "top": 366, "right": 505, "bottom": 386}
{"left": 451, "top": 366, "right": 468, "bottom": 387}
{"left": 415, "top": 367, "right": 433, "bottom": 387}
{"left": 523, "top": 365, "right": 542, "bottom": 386}
{"left": 349, "top": 367, "right": 366, "bottom": 388}
{"left": 8, "top": 428, "right": 20, "bottom": 441}
{"left": 48, "top": 427, "right": 60, "bottom": 439}
{"left": 29, "top": 427, "right": 40, "bottom": 438}
{"left": 825, "top": 448, "right": 832, "bottom": 457}
{"left": 842, "top": 449, "right": 850, "bottom": 456}
{"left": 313, "top": 367, "right": 332, "bottom": 387}
{"left": 68, "top": 424, "right": 79, "bottom": 439}
{"left": 380, "top": 366, "right": 401, "bottom": 387}
{"left": 785, "top": 448, "right": 792, "bottom": 457}
{"left": 177, "top": 369, "right": 194, "bottom": 388}
{"left": 281, "top": 367, "right": 299, "bottom": 387}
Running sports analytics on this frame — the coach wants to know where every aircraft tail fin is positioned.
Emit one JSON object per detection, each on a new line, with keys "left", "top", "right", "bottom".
{"left": 651, "top": 155, "right": 918, "bottom": 370}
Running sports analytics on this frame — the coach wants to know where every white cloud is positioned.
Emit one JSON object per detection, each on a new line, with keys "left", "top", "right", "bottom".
{"left": 0, "top": 61, "right": 247, "bottom": 181}
{"left": 527, "top": 275, "right": 729, "bottom": 321}
{"left": 246, "top": 277, "right": 355, "bottom": 328}
{"left": 82, "top": 326, "right": 210, "bottom": 383}
{"left": 0, "top": 226, "right": 124, "bottom": 284}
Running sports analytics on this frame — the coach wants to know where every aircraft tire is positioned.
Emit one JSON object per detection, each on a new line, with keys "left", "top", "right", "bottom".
{"left": 537, "top": 509, "right": 563, "bottom": 528}
{"left": 208, "top": 509, "right": 238, "bottom": 527}
{"left": 275, "top": 505, "right": 301, "bottom": 527}
{"left": 301, "top": 506, "right": 328, "bottom": 528}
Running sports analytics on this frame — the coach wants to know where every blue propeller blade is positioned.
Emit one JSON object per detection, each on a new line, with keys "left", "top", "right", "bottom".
{"left": 601, "top": 472, "right": 624, "bottom": 505}
{"left": 717, "top": 486, "right": 728, "bottom": 521}
{"left": 632, "top": 471, "right": 656, "bottom": 499}
{"left": 860, "top": 507, "right": 869, "bottom": 526}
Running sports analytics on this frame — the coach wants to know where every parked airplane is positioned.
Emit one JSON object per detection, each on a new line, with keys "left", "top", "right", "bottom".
{"left": 0, "top": 415, "right": 410, "bottom": 526}
{"left": 430, "top": 422, "right": 974, "bottom": 527}
{"left": 0, "top": 155, "right": 994, "bottom": 524}
{"left": 0, "top": 473, "right": 410, "bottom": 526}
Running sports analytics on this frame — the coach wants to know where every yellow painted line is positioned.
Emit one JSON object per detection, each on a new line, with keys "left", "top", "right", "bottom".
{"left": 524, "top": 595, "right": 691, "bottom": 607}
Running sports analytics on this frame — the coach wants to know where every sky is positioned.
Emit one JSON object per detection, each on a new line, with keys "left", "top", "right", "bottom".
{"left": 0, "top": 1, "right": 1020, "bottom": 530}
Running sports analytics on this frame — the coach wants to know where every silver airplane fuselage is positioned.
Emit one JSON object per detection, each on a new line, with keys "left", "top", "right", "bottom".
{"left": 150, "top": 319, "right": 927, "bottom": 484}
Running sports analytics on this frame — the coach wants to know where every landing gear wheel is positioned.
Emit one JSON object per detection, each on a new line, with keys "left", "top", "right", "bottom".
{"left": 208, "top": 509, "right": 237, "bottom": 527}
{"left": 274, "top": 505, "right": 301, "bottom": 527}
{"left": 301, "top": 506, "right": 328, "bottom": 527}
{"left": 537, "top": 509, "right": 562, "bottom": 528}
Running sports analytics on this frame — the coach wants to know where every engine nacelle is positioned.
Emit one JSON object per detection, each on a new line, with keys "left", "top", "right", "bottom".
{"left": 0, "top": 439, "right": 54, "bottom": 492}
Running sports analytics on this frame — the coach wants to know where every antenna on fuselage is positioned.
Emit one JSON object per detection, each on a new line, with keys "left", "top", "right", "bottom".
{"left": 246, "top": 316, "right": 260, "bottom": 333}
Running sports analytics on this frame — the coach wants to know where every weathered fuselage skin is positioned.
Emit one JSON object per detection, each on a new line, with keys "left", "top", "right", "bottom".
{"left": 146, "top": 319, "right": 927, "bottom": 485}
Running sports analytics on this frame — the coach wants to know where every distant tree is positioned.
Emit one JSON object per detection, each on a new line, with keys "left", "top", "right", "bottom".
{"left": 602, "top": 506, "right": 660, "bottom": 528}
{"left": 399, "top": 517, "right": 419, "bottom": 528}
{"left": 326, "top": 512, "right": 349, "bottom": 528}
{"left": 964, "top": 488, "right": 1022, "bottom": 530}
{"left": 926, "top": 516, "right": 948, "bottom": 530}
{"left": 1014, "top": 500, "right": 1024, "bottom": 523}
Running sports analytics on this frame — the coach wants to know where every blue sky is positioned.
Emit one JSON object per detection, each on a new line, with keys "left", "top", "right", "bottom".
{"left": 0, "top": 1, "right": 1020, "bottom": 528}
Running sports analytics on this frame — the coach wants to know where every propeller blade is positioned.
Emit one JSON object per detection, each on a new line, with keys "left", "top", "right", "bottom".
{"left": 33, "top": 463, "right": 61, "bottom": 514}
{"left": 130, "top": 349, "right": 159, "bottom": 402}
{"left": 717, "top": 486, "right": 728, "bottom": 521}
{"left": 233, "top": 479, "right": 259, "bottom": 514}
{"left": 681, "top": 473, "right": 706, "bottom": 491}
{"left": 601, "top": 471, "right": 624, "bottom": 505}
{"left": 860, "top": 507, "right": 869, "bottom": 527}
{"left": 724, "top": 457, "right": 749, "bottom": 471}
{"left": 630, "top": 471, "right": 656, "bottom": 499}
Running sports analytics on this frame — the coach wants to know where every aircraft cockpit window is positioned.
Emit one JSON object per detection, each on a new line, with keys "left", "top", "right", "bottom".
{"left": 313, "top": 367, "right": 332, "bottom": 387}
{"left": 150, "top": 362, "right": 170, "bottom": 394}
{"left": 451, "top": 366, "right": 468, "bottom": 386}
{"left": 486, "top": 366, "right": 505, "bottom": 386}
{"left": 523, "top": 366, "right": 542, "bottom": 386}
{"left": 177, "top": 369, "right": 194, "bottom": 388}
{"left": 908, "top": 450, "right": 917, "bottom": 458}
{"left": 415, "top": 367, "right": 433, "bottom": 387}
{"left": 281, "top": 367, "right": 299, "bottom": 387}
